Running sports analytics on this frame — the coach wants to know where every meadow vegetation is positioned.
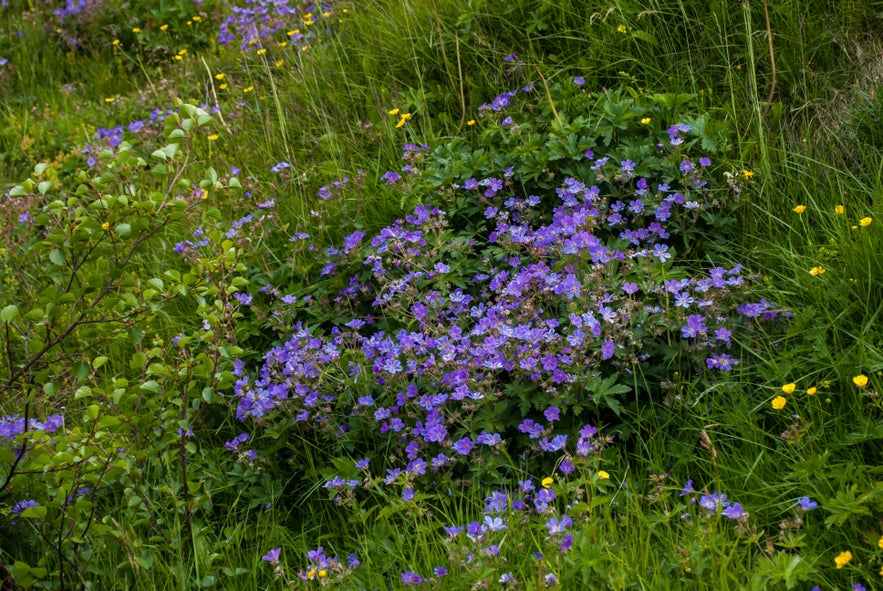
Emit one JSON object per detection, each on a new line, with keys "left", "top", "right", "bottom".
{"left": 0, "top": 0, "right": 881, "bottom": 589}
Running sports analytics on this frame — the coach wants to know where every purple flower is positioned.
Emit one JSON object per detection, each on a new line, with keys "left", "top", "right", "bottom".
{"left": 381, "top": 171, "right": 400, "bottom": 184}
{"left": 722, "top": 503, "right": 747, "bottom": 520}
{"left": 11, "top": 500, "right": 38, "bottom": 514}
{"left": 601, "top": 339, "right": 615, "bottom": 360}
{"left": 679, "top": 479, "right": 693, "bottom": 497}
{"left": 433, "top": 566, "right": 447, "bottom": 577}
{"left": 796, "top": 496, "right": 817, "bottom": 511}
{"left": 560, "top": 535, "right": 574, "bottom": 551}
{"left": 544, "top": 406, "right": 561, "bottom": 422}
{"left": 401, "top": 571, "right": 423, "bottom": 584}
{"left": 261, "top": 547, "right": 281, "bottom": 564}
{"left": 452, "top": 436, "right": 474, "bottom": 456}
{"left": 573, "top": 76, "right": 585, "bottom": 86}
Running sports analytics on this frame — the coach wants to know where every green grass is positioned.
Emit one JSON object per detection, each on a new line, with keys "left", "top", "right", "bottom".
{"left": 1, "top": 0, "right": 882, "bottom": 589}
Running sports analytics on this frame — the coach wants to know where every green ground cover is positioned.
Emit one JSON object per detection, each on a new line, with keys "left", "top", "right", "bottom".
{"left": 0, "top": 0, "right": 881, "bottom": 589}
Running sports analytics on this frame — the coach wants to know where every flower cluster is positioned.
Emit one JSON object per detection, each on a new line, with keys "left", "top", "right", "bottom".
{"left": 218, "top": 1, "right": 339, "bottom": 51}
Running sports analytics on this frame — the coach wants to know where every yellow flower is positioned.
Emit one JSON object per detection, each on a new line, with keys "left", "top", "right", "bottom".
{"left": 640, "top": 117, "right": 652, "bottom": 125}
{"left": 275, "top": 59, "right": 284, "bottom": 67}
{"left": 401, "top": 113, "right": 412, "bottom": 121}
{"left": 617, "top": 24, "right": 627, "bottom": 33}
{"left": 287, "top": 29, "right": 300, "bottom": 36}
{"left": 388, "top": 108, "right": 400, "bottom": 116}
{"left": 318, "top": 569, "right": 327, "bottom": 578}
{"left": 177, "top": 49, "right": 188, "bottom": 55}
{"left": 277, "top": 41, "right": 287, "bottom": 48}
{"left": 809, "top": 266, "right": 826, "bottom": 276}
{"left": 597, "top": 470, "right": 610, "bottom": 480}
{"left": 781, "top": 383, "right": 796, "bottom": 395}
{"left": 853, "top": 374, "right": 869, "bottom": 388}
{"left": 835, "top": 204, "right": 845, "bottom": 215}
{"left": 792, "top": 204, "right": 806, "bottom": 214}
{"left": 174, "top": 55, "right": 183, "bottom": 61}
{"left": 467, "top": 119, "right": 476, "bottom": 126}
{"left": 806, "top": 386, "right": 817, "bottom": 396}
{"left": 112, "top": 39, "right": 120, "bottom": 46}
{"left": 192, "top": 15, "right": 201, "bottom": 22}
{"left": 878, "top": 534, "right": 883, "bottom": 549}
{"left": 395, "top": 118, "right": 406, "bottom": 128}
{"left": 834, "top": 550, "right": 852, "bottom": 569}
{"left": 207, "top": 134, "right": 219, "bottom": 141}
{"left": 307, "top": 568, "right": 317, "bottom": 580}
{"left": 859, "top": 216, "right": 872, "bottom": 227}
{"left": 101, "top": 221, "right": 110, "bottom": 230}
{"left": 160, "top": 24, "right": 169, "bottom": 31}
{"left": 243, "top": 86, "right": 254, "bottom": 93}
{"left": 771, "top": 396, "right": 786, "bottom": 410}
{"left": 131, "top": 27, "right": 141, "bottom": 33}
{"left": 742, "top": 169, "right": 754, "bottom": 180}
{"left": 219, "top": 83, "right": 228, "bottom": 90}
{"left": 105, "top": 97, "right": 115, "bottom": 103}
{"left": 256, "top": 48, "right": 267, "bottom": 55}
{"left": 214, "top": 73, "right": 225, "bottom": 80}
{"left": 541, "top": 477, "right": 554, "bottom": 489}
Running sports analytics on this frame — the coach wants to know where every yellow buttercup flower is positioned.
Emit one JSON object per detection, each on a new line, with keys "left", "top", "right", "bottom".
{"left": 640, "top": 117, "right": 652, "bottom": 125}
{"left": 792, "top": 204, "right": 806, "bottom": 214}
{"left": 105, "top": 97, "right": 116, "bottom": 103}
{"left": 809, "top": 266, "right": 825, "bottom": 276}
{"left": 192, "top": 15, "right": 201, "bottom": 21}
{"left": 160, "top": 24, "right": 169, "bottom": 31}
{"left": 132, "top": 27, "right": 141, "bottom": 33}
{"left": 214, "top": 73, "right": 225, "bottom": 80}
{"left": 318, "top": 569, "right": 327, "bottom": 578}
{"left": 781, "top": 383, "right": 796, "bottom": 395}
{"left": 597, "top": 470, "right": 610, "bottom": 480}
{"left": 853, "top": 374, "right": 869, "bottom": 388}
{"left": 834, "top": 550, "right": 852, "bottom": 569}
{"left": 617, "top": 24, "right": 627, "bottom": 33}
{"left": 806, "top": 387, "right": 817, "bottom": 396}
{"left": 101, "top": 221, "right": 110, "bottom": 230}
{"left": 243, "top": 86, "right": 254, "bottom": 93}
{"left": 467, "top": 120, "right": 475, "bottom": 126}
{"left": 541, "top": 477, "right": 554, "bottom": 489}
{"left": 388, "top": 108, "right": 399, "bottom": 116}
{"left": 219, "top": 83, "right": 228, "bottom": 90}
{"left": 275, "top": 59, "right": 285, "bottom": 67}
{"left": 878, "top": 534, "right": 883, "bottom": 549}
{"left": 835, "top": 204, "right": 845, "bottom": 214}
{"left": 112, "top": 39, "right": 120, "bottom": 46}
{"left": 742, "top": 169, "right": 754, "bottom": 180}
{"left": 859, "top": 216, "right": 872, "bottom": 227}
{"left": 771, "top": 396, "right": 786, "bottom": 410}
{"left": 207, "top": 134, "right": 219, "bottom": 141}
{"left": 400, "top": 113, "right": 412, "bottom": 121}
{"left": 256, "top": 48, "right": 267, "bottom": 55}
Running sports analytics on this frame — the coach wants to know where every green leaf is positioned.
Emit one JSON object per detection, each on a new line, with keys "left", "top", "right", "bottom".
{"left": 114, "top": 223, "right": 132, "bottom": 237}
{"left": 49, "top": 249, "right": 66, "bottom": 266}
{"left": 0, "top": 304, "right": 19, "bottom": 322}
{"left": 140, "top": 380, "right": 161, "bottom": 393}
